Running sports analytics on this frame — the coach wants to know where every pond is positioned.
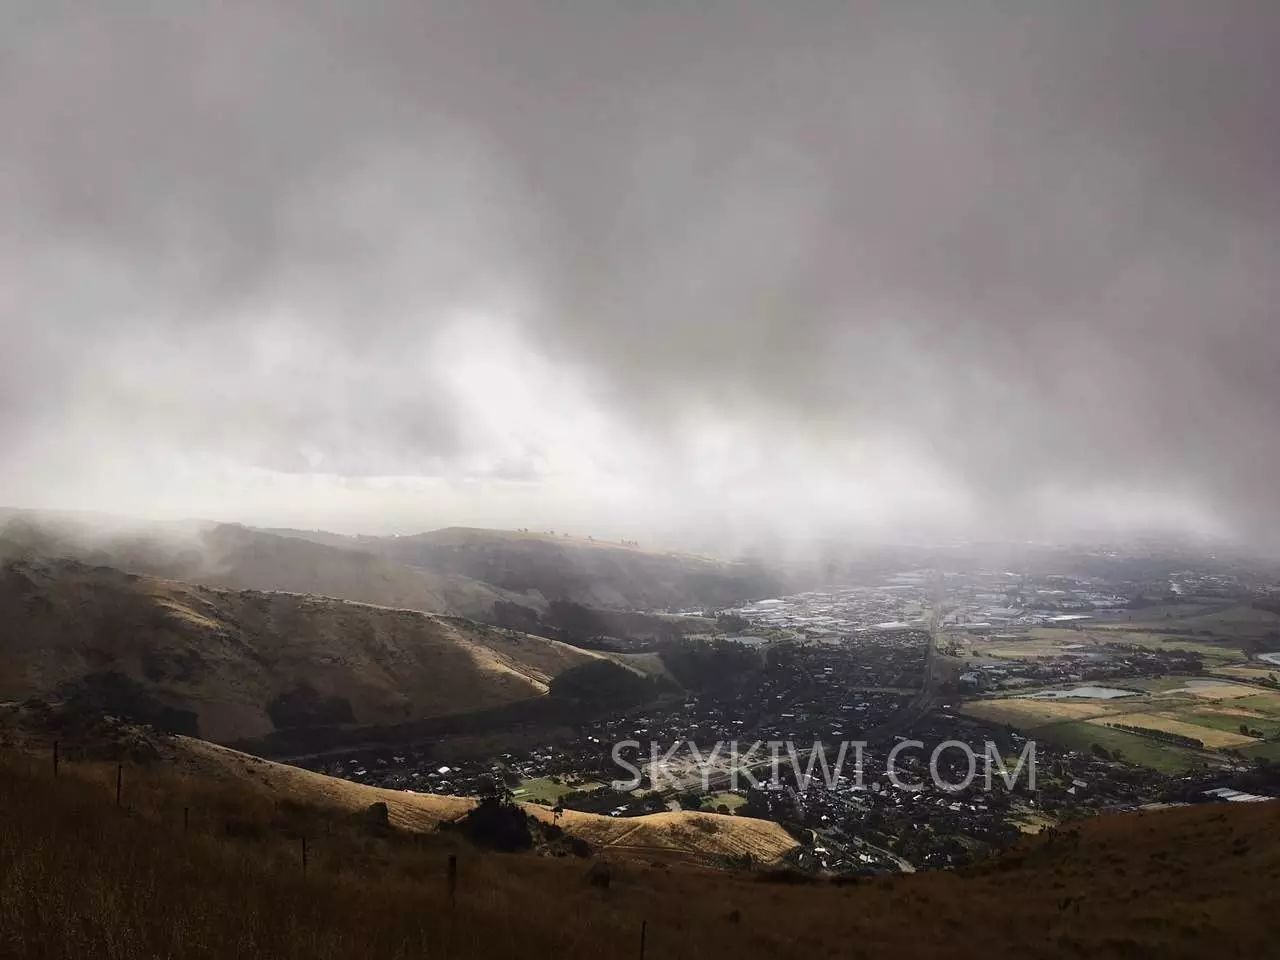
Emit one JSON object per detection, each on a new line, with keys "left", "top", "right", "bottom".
{"left": 1027, "top": 685, "right": 1139, "bottom": 700}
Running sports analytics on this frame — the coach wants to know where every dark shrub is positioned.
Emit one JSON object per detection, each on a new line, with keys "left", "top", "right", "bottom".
{"left": 456, "top": 796, "right": 533, "bottom": 852}
{"left": 585, "top": 861, "right": 611, "bottom": 889}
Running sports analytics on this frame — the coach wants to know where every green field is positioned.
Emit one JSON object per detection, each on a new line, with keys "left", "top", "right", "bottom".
{"left": 1179, "top": 710, "right": 1280, "bottom": 740}
{"left": 962, "top": 674, "right": 1280, "bottom": 773}
{"left": 1093, "top": 631, "right": 1246, "bottom": 663}
{"left": 1048, "top": 628, "right": 1244, "bottom": 663}
{"left": 1241, "top": 740, "right": 1280, "bottom": 762}
{"left": 1232, "top": 692, "right": 1280, "bottom": 713}
{"left": 514, "top": 776, "right": 604, "bottom": 805}
{"left": 977, "top": 637, "right": 1070, "bottom": 659}
{"left": 1031, "top": 720, "right": 1204, "bottom": 775}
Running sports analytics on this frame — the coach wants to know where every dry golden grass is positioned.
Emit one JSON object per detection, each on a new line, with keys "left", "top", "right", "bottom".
{"left": 1194, "top": 704, "right": 1273, "bottom": 720}
{"left": 538, "top": 809, "right": 797, "bottom": 864}
{"left": 167, "top": 736, "right": 799, "bottom": 865}
{"left": 1088, "top": 712, "right": 1257, "bottom": 748}
{"left": 0, "top": 557, "right": 605, "bottom": 741}
{"left": 1170, "top": 682, "right": 1258, "bottom": 701}
{"left": 166, "top": 737, "right": 476, "bottom": 831}
{"left": 958, "top": 698, "right": 1127, "bottom": 728}
{"left": 2, "top": 747, "right": 1278, "bottom": 960}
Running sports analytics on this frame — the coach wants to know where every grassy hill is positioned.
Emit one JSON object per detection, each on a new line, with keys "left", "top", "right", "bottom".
{"left": 2, "top": 707, "right": 801, "bottom": 869}
{"left": 0, "top": 511, "right": 525, "bottom": 621}
{"left": 173, "top": 735, "right": 799, "bottom": 865}
{"left": 0, "top": 555, "right": 606, "bottom": 742}
{"left": 275, "top": 525, "right": 783, "bottom": 611}
{"left": 1, "top": 510, "right": 782, "bottom": 621}
{"left": 0, "top": 721, "right": 1275, "bottom": 959}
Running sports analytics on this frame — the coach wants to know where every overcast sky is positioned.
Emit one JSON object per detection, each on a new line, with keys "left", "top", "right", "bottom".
{"left": 2, "top": 1, "right": 1278, "bottom": 551}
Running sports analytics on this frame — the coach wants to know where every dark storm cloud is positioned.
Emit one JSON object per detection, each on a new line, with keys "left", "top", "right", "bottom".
{"left": 2, "top": 1, "right": 1278, "bottom": 543}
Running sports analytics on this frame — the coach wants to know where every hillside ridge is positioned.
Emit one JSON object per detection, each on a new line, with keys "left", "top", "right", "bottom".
{"left": 0, "top": 718, "right": 1274, "bottom": 959}
{"left": 0, "top": 555, "right": 607, "bottom": 742}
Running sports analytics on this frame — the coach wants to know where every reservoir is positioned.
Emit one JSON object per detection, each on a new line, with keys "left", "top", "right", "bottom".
{"left": 1027, "top": 685, "right": 1139, "bottom": 700}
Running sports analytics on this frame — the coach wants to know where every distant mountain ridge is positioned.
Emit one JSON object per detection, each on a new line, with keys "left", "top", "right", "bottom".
{"left": 0, "top": 509, "right": 775, "bottom": 753}
{"left": 0, "top": 510, "right": 780, "bottom": 619}
{"left": 0, "top": 511, "right": 528, "bottom": 621}
{"left": 269, "top": 524, "right": 783, "bottom": 611}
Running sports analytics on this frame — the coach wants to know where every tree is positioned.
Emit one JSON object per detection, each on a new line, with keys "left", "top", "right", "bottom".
{"left": 548, "top": 660, "right": 658, "bottom": 707}
{"left": 678, "top": 791, "right": 704, "bottom": 811}
{"left": 457, "top": 795, "right": 534, "bottom": 851}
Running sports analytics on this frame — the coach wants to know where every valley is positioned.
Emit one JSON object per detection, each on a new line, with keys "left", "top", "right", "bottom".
{"left": 2, "top": 514, "right": 1279, "bottom": 952}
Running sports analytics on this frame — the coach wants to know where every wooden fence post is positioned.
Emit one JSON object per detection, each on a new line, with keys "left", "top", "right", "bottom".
{"left": 640, "top": 919, "right": 647, "bottom": 960}
{"left": 115, "top": 764, "right": 122, "bottom": 807}
{"left": 183, "top": 806, "right": 189, "bottom": 834}
{"left": 301, "top": 836, "right": 308, "bottom": 876}
{"left": 52, "top": 740, "right": 59, "bottom": 777}
{"left": 445, "top": 854, "right": 459, "bottom": 960}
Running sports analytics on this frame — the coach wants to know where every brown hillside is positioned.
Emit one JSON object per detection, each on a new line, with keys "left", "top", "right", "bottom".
{"left": 160, "top": 734, "right": 800, "bottom": 865}
{"left": 0, "top": 707, "right": 799, "bottom": 867}
{"left": 0, "top": 728, "right": 1275, "bottom": 959}
{"left": 0, "top": 556, "right": 604, "bottom": 741}
{"left": 280, "top": 524, "right": 783, "bottom": 611}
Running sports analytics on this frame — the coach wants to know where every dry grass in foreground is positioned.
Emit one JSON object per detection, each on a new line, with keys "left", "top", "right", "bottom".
{"left": 1, "top": 751, "right": 1278, "bottom": 959}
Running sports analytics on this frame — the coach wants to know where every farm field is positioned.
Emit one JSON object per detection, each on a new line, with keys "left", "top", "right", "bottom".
{"left": 1232, "top": 691, "right": 1280, "bottom": 713}
{"left": 1040, "top": 628, "right": 1245, "bottom": 663}
{"left": 1136, "top": 678, "right": 1257, "bottom": 700}
{"left": 1214, "top": 664, "right": 1280, "bottom": 684}
{"left": 1087, "top": 712, "right": 1255, "bottom": 749}
{"left": 965, "top": 626, "right": 1249, "bottom": 664}
{"left": 968, "top": 635, "right": 1075, "bottom": 659}
{"left": 1242, "top": 740, "right": 1280, "bottom": 762}
{"left": 959, "top": 698, "right": 1127, "bottom": 728}
{"left": 1031, "top": 720, "right": 1203, "bottom": 774}
{"left": 1130, "top": 676, "right": 1205, "bottom": 693}
{"left": 1178, "top": 708, "right": 1280, "bottom": 740}
{"left": 959, "top": 676, "right": 1280, "bottom": 773}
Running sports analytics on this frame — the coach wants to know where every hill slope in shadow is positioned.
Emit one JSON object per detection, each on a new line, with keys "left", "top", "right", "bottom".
{"left": 0, "top": 718, "right": 1274, "bottom": 960}
{"left": 0, "top": 555, "right": 604, "bottom": 741}
{"left": 273, "top": 525, "right": 784, "bottom": 611}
